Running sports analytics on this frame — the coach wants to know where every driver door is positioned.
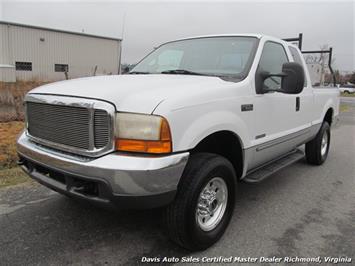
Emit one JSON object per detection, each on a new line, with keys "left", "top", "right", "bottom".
{"left": 248, "top": 41, "right": 304, "bottom": 169}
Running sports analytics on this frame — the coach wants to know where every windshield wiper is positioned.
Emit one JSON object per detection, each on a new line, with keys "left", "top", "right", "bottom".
{"left": 161, "top": 69, "right": 207, "bottom": 76}
{"left": 132, "top": 69, "right": 241, "bottom": 80}
{"left": 129, "top": 71, "right": 151, "bottom": 74}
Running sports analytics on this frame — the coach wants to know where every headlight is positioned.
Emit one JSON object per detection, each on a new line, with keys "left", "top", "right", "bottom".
{"left": 114, "top": 113, "right": 172, "bottom": 153}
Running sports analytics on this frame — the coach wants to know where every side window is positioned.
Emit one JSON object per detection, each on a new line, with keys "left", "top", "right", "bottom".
{"left": 289, "top": 46, "right": 307, "bottom": 86}
{"left": 258, "top": 42, "right": 288, "bottom": 90}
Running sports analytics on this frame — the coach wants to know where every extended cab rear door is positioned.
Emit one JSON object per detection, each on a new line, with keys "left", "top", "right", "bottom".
{"left": 288, "top": 45, "right": 315, "bottom": 130}
{"left": 246, "top": 39, "right": 313, "bottom": 170}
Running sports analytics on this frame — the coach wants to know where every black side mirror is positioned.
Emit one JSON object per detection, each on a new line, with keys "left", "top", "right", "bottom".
{"left": 280, "top": 62, "right": 304, "bottom": 94}
{"left": 256, "top": 62, "right": 305, "bottom": 94}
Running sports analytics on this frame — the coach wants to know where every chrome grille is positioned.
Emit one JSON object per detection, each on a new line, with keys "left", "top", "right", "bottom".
{"left": 26, "top": 101, "right": 111, "bottom": 153}
{"left": 27, "top": 102, "right": 90, "bottom": 149}
{"left": 94, "top": 110, "right": 110, "bottom": 148}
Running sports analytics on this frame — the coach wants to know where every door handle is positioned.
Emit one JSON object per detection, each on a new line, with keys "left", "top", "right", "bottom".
{"left": 296, "top": 97, "right": 300, "bottom": 111}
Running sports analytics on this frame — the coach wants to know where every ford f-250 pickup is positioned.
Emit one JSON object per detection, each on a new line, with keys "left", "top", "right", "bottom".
{"left": 17, "top": 34, "right": 339, "bottom": 250}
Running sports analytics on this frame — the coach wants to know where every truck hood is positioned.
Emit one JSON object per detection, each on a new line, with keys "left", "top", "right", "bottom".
{"left": 29, "top": 74, "right": 231, "bottom": 113}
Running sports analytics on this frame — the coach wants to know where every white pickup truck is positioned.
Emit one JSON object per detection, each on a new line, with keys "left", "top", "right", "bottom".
{"left": 17, "top": 34, "right": 339, "bottom": 250}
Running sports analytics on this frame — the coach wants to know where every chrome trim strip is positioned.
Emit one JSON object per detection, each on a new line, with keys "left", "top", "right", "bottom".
{"left": 25, "top": 94, "right": 116, "bottom": 157}
{"left": 256, "top": 128, "right": 310, "bottom": 152}
{"left": 242, "top": 123, "right": 322, "bottom": 175}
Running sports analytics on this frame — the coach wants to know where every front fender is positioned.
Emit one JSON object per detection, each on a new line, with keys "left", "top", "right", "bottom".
{"left": 167, "top": 108, "right": 250, "bottom": 152}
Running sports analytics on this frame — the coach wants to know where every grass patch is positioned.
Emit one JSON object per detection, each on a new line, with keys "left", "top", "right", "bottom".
{"left": 0, "top": 121, "right": 24, "bottom": 169}
{"left": 0, "top": 122, "right": 29, "bottom": 188}
{"left": 340, "top": 104, "right": 350, "bottom": 112}
{"left": 0, "top": 80, "right": 46, "bottom": 122}
{"left": 340, "top": 92, "right": 355, "bottom": 97}
{"left": 0, "top": 167, "right": 32, "bottom": 188}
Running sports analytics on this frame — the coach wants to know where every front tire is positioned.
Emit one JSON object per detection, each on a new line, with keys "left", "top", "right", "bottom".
{"left": 164, "top": 153, "right": 237, "bottom": 251}
{"left": 305, "top": 121, "right": 330, "bottom": 165}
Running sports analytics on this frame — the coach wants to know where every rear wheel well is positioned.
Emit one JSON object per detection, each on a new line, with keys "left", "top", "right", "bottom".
{"left": 324, "top": 108, "right": 333, "bottom": 126}
{"left": 191, "top": 131, "right": 243, "bottom": 179}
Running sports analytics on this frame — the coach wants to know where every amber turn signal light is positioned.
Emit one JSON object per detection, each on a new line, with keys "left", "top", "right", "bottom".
{"left": 116, "top": 139, "right": 171, "bottom": 153}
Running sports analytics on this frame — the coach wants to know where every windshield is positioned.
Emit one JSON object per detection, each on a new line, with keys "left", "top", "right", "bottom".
{"left": 131, "top": 37, "right": 258, "bottom": 79}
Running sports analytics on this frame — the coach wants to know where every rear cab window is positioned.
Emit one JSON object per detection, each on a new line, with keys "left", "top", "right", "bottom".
{"left": 289, "top": 46, "right": 307, "bottom": 87}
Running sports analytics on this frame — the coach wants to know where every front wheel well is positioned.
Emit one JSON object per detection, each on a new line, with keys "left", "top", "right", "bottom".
{"left": 190, "top": 131, "right": 243, "bottom": 179}
{"left": 324, "top": 108, "right": 333, "bottom": 126}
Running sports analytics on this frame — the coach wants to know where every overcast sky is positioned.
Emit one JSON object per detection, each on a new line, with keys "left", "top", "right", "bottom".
{"left": 1, "top": 0, "right": 354, "bottom": 71}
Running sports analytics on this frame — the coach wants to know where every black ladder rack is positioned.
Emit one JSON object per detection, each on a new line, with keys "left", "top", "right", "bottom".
{"left": 283, "top": 33, "right": 336, "bottom": 86}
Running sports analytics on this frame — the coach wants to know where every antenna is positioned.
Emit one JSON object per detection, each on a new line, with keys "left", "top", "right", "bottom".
{"left": 121, "top": 12, "right": 126, "bottom": 40}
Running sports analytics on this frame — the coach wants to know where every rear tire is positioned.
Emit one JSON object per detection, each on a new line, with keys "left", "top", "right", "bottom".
{"left": 305, "top": 121, "right": 330, "bottom": 165}
{"left": 164, "top": 153, "right": 237, "bottom": 251}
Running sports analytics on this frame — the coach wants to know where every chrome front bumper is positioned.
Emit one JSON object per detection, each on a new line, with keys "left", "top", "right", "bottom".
{"left": 17, "top": 132, "right": 189, "bottom": 209}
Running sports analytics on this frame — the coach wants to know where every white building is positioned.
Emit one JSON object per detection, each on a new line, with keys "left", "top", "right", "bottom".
{"left": 0, "top": 21, "right": 121, "bottom": 82}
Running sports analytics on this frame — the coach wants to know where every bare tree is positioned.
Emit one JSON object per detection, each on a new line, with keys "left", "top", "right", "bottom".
{"left": 350, "top": 72, "right": 355, "bottom": 84}
{"left": 64, "top": 65, "right": 69, "bottom": 80}
{"left": 93, "top": 65, "right": 98, "bottom": 76}
{"left": 304, "top": 44, "right": 335, "bottom": 86}
{"left": 318, "top": 45, "right": 329, "bottom": 85}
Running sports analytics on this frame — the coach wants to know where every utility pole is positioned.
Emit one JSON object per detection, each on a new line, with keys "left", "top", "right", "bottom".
{"left": 118, "top": 12, "right": 126, "bottom": 75}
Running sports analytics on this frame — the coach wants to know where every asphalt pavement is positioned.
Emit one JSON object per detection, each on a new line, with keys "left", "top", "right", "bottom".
{"left": 0, "top": 102, "right": 354, "bottom": 266}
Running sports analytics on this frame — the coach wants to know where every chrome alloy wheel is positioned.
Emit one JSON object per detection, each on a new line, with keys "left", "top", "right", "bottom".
{"left": 321, "top": 131, "right": 329, "bottom": 157}
{"left": 196, "top": 177, "right": 228, "bottom": 231}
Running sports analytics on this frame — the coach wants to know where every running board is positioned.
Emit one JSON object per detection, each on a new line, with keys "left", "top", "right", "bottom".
{"left": 243, "top": 149, "right": 305, "bottom": 183}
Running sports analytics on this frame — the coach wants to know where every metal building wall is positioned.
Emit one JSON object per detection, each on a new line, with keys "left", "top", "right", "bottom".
{"left": 0, "top": 22, "right": 121, "bottom": 82}
{"left": 0, "top": 24, "right": 16, "bottom": 82}
{"left": 0, "top": 24, "right": 12, "bottom": 64}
